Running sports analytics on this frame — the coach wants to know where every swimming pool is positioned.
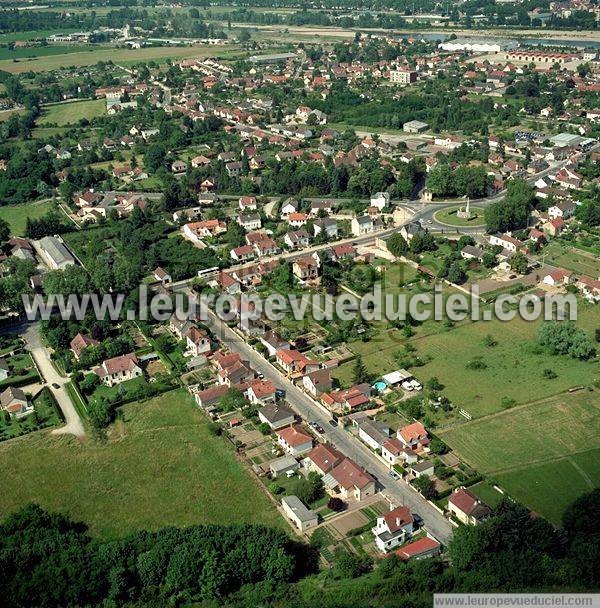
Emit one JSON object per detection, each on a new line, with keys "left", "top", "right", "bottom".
{"left": 373, "top": 381, "right": 387, "bottom": 392}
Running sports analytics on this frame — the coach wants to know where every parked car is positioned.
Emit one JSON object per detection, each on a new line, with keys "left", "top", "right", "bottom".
{"left": 328, "top": 419, "right": 338, "bottom": 427}
{"left": 402, "top": 380, "right": 414, "bottom": 391}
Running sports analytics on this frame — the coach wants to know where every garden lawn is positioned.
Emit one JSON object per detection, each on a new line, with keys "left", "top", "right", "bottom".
{"left": 0, "top": 199, "right": 55, "bottom": 236}
{"left": 0, "top": 389, "right": 282, "bottom": 538}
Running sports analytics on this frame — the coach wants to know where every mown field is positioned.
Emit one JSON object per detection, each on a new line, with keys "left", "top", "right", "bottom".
{"left": 38, "top": 98, "right": 105, "bottom": 126}
{"left": 439, "top": 390, "right": 600, "bottom": 525}
{"left": 0, "top": 389, "right": 282, "bottom": 538}
{"left": 0, "top": 44, "right": 242, "bottom": 73}
{"left": 0, "top": 199, "right": 56, "bottom": 235}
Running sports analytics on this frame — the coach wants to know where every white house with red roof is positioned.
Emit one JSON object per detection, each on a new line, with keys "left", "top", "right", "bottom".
{"left": 372, "top": 505, "right": 414, "bottom": 552}
{"left": 397, "top": 422, "right": 430, "bottom": 451}
{"left": 246, "top": 379, "right": 276, "bottom": 405}
{"left": 576, "top": 275, "right": 600, "bottom": 303}
{"left": 542, "top": 267, "right": 574, "bottom": 287}
{"left": 381, "top": 437, "right": 418, "bottom": 467}
{"left": 448, "top": 487, "right": 492, "bottom": 525}
{"left": 275, "top": 349, "right": 320, "bottom": 377}
{"left": 94, "top": 353, "right": 142, "bottom": 387}
{"left": 276, "top": 425, "right": 313, "bottom": 456}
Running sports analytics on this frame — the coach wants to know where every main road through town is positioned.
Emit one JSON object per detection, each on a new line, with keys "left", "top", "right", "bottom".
{"left": 197, "top": 300, "right": 455, "bottom": 544}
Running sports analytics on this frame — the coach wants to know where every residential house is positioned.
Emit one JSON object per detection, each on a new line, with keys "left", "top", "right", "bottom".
{"left": 280, "top": 198, "right": 299, "bottom": 218}
{"left": 460, "top": 245, "right": 484, "bottom": 262}
{"left": 410, "top": 460, "right": 434, "bottom": 478}
{"left": 351, "top": 215, "right": 374, "bottom": 236}
{"left": 448, "top": 487, "right": 492, "bottom": 525}
{"left": 292, "top": 255, "right": 320, "bottom": 281}
{"left": 372, "top": 505, "right": 414, "bottom": 552}
{"left": 322, "top": 384, "right": 371, "bottom": 411}
{"left": 276, "top": 425, "right": 313, "bottom": 456}
{"left": 288, "top": 212, "right": 308, "bottom": 228}
{"left": 239, "top": 195, "right": 257, "bottom": 211}
{"left": 260, "top": 330, "right": 290, "bottom": 358}
{"left": 302, "top": 368, "right": 332, "bottom": 397}
{"left": 542, "top": 267, "right": 574, "bottom": 287}
{"left": 395, "top": 536, "right": 441, "bottom": 561}
{"left": 185, "top": 327, "right": 211, "bottom": 357}
{"left": 195, "top": 384, "right": 229, "bottom": 408}
{"left": 258, "top": 402, "right": 296, "bottom": 429}
{"left": 183, "top": 219, "right": 227, "bottom": 242}
{"left": 284, "top": 229, "right": 310, "bottom": 249}
{"left": 543, "top": 217, "right": 566, "bottom": 236}
{"left": 276, "top": 349, "right": 319, "bottom": 377}
{"left": 218, "top": 360, "right": 254, "bottom": 386}
{"left": 0, "top": 386, "right": 32, "bottom": 419}
{"left": 397, "top": 422, "right": 430, "bottom": 451}
{"left": 94, "top": 353, "right": 142, "bottom": 387}
{"left": 0, "top": 359, "right": 8, "bottom": 382}
{"left": 281, "top": 496, "right": 318, "bottom": 532}
{"left": 358, "top": 420, "right": 391, "bottom": 451}
{"left": 153, "top": 267, "right": 172, "bottom": 284}
{"left": 548, "top": 200, "right": 577, "bottom": 220}
{"left": 576, "top": 275, "right": 600, "bottom": 303}
{"left": 313, "top": 218, "right": 338, "bottom": 239}
{"left": 238, "top": 213, "right": 261, "bottom": 231}
{"left": 230, "top": 244, "right": 255, "bottom": 262}
{"left": 381, "top": 437, "right": 418, "bottom": 467}
{"left": 324, "top": 457, "right": 376, "bottom": 501}
{"left": 246, "top": 379, "right": 276, "bottom": 405}
{"left": 269, "top": 455, "right": 300, "bottom": 478}
{"left": 305, "top": 443, "right": 345, "bottom": 476}
{"left": 370, "top": 192, "right": 390, "bottom": 211}
{"left": 70, "top": 332, "right": 100, "bottom": 361}
{"left": 489, "top": 233, "right": 524, "bottom": 253}
{"left": 330, "top": 244, "right": 357, "bottom": 262}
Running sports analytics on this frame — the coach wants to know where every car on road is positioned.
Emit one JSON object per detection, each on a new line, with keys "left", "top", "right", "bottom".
{"left": 389, "top": 470, "right": 400, "bottom": 480}
{"left": 328, "top": 419, "right": 338, "bottom": 427}
{"left": 309, "top": 421, "right": 318, "bottom": 429}
{"left": 315, "top": 425, "right": 325, "bottom": 434}
{"left": 257, "top": 372, "right": 264, "bottom": 379}
{"left": 275, "top": 389, "right": 286, "bottom": 399}
{"left": 413, "top": 513, "right": 424, "bottom": 529}
{"left": 52, "top": 383, "right": 60, "bottom": 389}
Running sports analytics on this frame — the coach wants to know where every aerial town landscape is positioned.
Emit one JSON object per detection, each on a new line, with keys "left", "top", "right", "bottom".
{"left": 0, "top": 0, "right": 598, "bottom": 606}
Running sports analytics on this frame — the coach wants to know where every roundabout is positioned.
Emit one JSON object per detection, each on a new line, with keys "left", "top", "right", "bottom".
{"left": 433, "top": 205, "right": 486, "bottom": 227}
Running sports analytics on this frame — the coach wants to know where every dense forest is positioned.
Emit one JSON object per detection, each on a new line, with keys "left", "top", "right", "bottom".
{"left": 0, "top": 491, "right": 598, "bottom": 607}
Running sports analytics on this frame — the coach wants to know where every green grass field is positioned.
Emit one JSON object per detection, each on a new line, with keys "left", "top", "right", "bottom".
{"left": 0, "top": 199, "right": 56, "bottom": 236}
{"left": 495, "top": 457, "right": 596, "bottom": 526}
{"left": 0, "top": 44, "right": 242, "bottom": 73}
{"left": 402, "top": 312, "right": 598, "bottom": 418}
{"left": 0, "top": 45, "right": 95, "bottom": 61}
{"left": 439, "top": 390, "right": 600, "bottom": 525}
{"left": 0, "top": 389, "right": 282, "bottom": 538}
{"left": 38, "top": 98, "right": 105, "bottom": 126}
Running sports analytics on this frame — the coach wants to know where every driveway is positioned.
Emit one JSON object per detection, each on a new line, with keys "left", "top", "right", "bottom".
{"left": 198, "top": 301, "right": 454, "bottom": 544}
{"left": 20, "top": 322, "right": 85, "bottom": 439}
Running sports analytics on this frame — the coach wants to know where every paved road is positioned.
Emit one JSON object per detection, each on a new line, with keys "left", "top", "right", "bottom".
{"left": 20, "top": 323, "right": 85, "bottom": 439}
{"left": 198, "top": 301, "right": 454, "bottom": 544}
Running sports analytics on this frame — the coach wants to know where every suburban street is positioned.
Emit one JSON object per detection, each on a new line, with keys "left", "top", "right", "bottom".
{"left": 198, "top": 300, "right": 455, "bottom": 544}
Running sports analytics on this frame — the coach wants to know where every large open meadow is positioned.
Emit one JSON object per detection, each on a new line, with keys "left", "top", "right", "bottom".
{"left": 0, "top": 389, "right": 282, "bottom": 538}
{"left": 438, "top": 389, "right": 600, "bottom": 525}
{"left": 38, "top": 98, "right": 105, "bottom": 126}
{"left": 0, "top": 44, "right": 243, "bottom": 73}
{"left": 408, "top": 311, "right": 598, "bottom": 418}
